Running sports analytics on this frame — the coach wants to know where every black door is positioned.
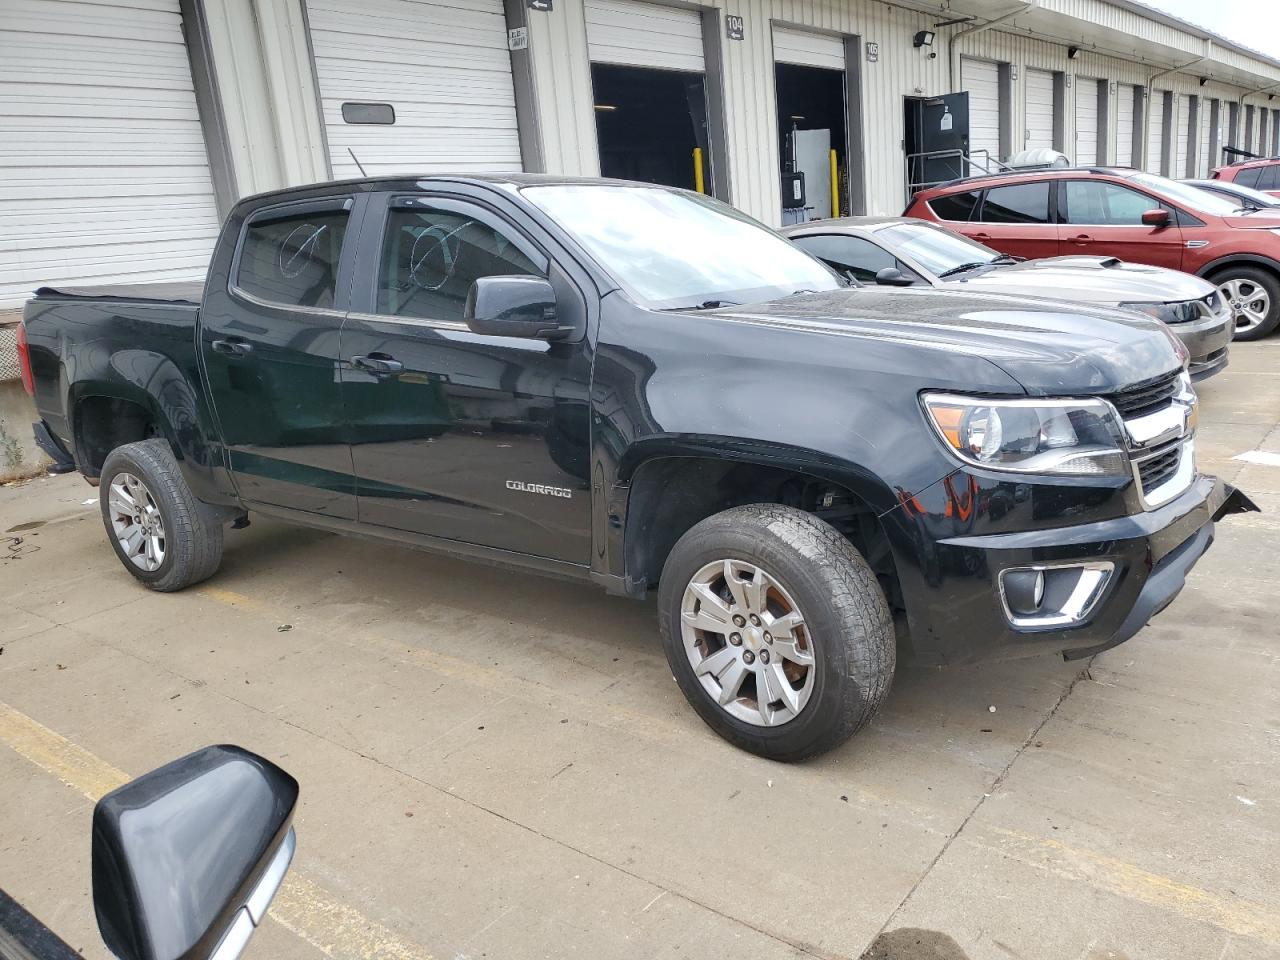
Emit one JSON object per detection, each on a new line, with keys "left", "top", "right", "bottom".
{"left": 340, "top": 194, "right": 593, "bottom": 563}
{"left": 200, "top": 196, "right": 358, "bottom": 518}
{"left": 905, "top": 93, "right": 971, "bottom": 188}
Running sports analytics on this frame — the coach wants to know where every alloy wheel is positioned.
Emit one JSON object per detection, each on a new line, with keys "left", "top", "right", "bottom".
{"left": 680, "top": 559, "right": 815, "bottom": 727}
{"left": 1218, "top": 277, "right": 1272, "bottom": 334}
{"left": 107, "top": 472, "right": 166, "bottom": 572}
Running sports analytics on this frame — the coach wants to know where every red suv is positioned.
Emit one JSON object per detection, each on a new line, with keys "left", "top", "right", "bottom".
{"left": 1212, "top": 158, "right": 1280, "bottom": 198}
{"left": 906, "top": 167, "right": 1280, "bottom": 340}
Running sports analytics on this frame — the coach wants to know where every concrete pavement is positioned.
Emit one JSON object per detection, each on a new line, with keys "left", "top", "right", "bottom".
{"left": 1, "top": 342, "right": 1278, "bottom": 960}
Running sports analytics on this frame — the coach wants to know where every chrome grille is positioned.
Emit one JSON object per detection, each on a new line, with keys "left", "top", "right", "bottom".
{"left": 1136, "top": 442, "right": 1182, "bottom": 494}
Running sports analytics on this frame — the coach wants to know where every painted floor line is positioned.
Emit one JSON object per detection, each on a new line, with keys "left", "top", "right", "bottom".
{"left": 1232, "top": 450, "right": 1280, "bottom": 467}
{"left": 0, "top": 700, "right": 436, "bottom": 960}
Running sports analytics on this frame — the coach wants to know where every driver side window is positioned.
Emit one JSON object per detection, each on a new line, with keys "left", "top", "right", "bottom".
{"left": 376, "top": 203, "right": 543, "bottom": 321}
{"left": 1064, "top": 181, "right": 1167, "bottom": 225}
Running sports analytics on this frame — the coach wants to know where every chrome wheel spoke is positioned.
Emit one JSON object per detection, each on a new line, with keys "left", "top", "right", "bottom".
{"left": 715, "top": 659, "right": 749, "bottom": 706}
{"left": 695, "top": 644, "right": 737, "bottom": 679}
{"left": 722, "top": 560, "right": 751, "bottom": 609}
{"left": 771, "top": 636, "right": 814, "bottom": 667}
{"left": 684, "top": 582, "right": 734, "bottom": 632}
{"left": 107, "top": 472, "right": 165, "bottom": 572}
{"left": 760, "top": 662, "right": 801, "bottom": 718}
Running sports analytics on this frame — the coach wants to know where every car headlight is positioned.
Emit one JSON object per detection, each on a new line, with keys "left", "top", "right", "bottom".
{"left": 922, "top": 394, "right": 1129, "bottom": 477}
{"left": 1118, "top": 301, "right": 1200, "bottom": 324}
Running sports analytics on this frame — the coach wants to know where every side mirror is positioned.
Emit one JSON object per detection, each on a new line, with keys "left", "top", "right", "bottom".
{"left": 1141, "top": 208, "right": 1171, "bottom": 227}
{"left": 465, "top": 275, "right": 569, "bottom": 340}
{"left": 92, "top": 745, "right": 298, "bottom": 960}
{"left": 875, "top": 267, "right": 916, "bottom": 287}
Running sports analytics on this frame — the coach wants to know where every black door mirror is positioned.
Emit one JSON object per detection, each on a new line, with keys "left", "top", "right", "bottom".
{"left": 1141, "top": 208, "right": 1171, "bottom": 227}
{"left": 92, "top": 745, "right": 298, "bottom": 960}
{"left": 875, "top": 267, "right": 916, "bottom": 287}
{"left": 465, "top": 275, "right": 570, "bottom": 340}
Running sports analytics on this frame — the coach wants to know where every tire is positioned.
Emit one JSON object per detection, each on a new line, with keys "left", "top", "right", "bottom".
{"left": 658, "top": 504, "right": 895, "bottom": 762}
{"left": 99, "top": 439, "right": 224, "bottom": 592}
{"left": 1211, "top": 265, "right": 1280, "bottom": 341}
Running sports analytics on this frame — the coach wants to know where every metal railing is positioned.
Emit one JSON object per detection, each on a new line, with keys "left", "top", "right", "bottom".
{"left": 904, "top": 148, "right": 1011, "bottom": 204}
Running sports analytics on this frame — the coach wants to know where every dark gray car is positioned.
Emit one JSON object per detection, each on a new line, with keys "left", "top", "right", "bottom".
{"left": 783, "top": 216, "right": 1232, "bottom": 381}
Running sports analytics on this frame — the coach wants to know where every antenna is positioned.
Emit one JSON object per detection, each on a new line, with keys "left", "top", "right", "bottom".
{"left": 347, "top": 148, "right": 368, "bottom": 177}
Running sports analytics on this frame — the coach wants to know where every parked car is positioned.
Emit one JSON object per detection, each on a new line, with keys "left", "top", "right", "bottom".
{"left": 1210, "top": 157, "right": 1280, "bottom": 197}
{"left": 18, "top": 175, "right": 1256, "bottom": 760}
{"left": 905, "top": 167, "right": 1280, "bottom": 340}
{"left": 781, "top": 215, "right": 1232, "bottom": 381}
{"left": 0, "top": 745, "right": 296, "bottom": 960}
{"left": 1183, "top": 177, "right": 1280, "bottom": 210}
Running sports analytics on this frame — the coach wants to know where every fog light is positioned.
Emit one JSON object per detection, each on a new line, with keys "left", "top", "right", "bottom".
{"left": 998, "top": 562, "right": 1114, "bottom": 629}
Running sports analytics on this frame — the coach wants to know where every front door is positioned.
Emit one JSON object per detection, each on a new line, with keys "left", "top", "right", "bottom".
{"left": 1056, "top": 179, "right": 1185, "bottom": 269}
{"left": 340, "top": 194, "right": 593, "bottom": 563}
{"left": 200, "top": 196, "right": 357, "bottom": 518}
{"left": 961, "top": 180, "right": 1059, "bottom": 260}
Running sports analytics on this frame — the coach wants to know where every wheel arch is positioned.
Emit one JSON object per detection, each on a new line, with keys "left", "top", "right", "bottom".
{"left": 70, "top": 386, "right": 179, "bottom": 479}
{"left": 1197, "top": 253, "right": 1280, "bottom": 281}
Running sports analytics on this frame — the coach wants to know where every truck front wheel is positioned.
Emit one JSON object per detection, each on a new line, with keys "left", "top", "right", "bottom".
{"left": 99, "top": 439, "right": 224, "bottom": 592}
{"left": 658, "top": 504, "right": 895, "bottom": 761}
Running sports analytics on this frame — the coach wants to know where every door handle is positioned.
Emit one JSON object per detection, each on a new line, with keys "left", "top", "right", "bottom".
{"left": 351, "top": 354, "right": 404, "bottom": 376}
{"left": 211, "top": 338, "right": 253, "bottom": 357}
{"left": 1068, "top": 234, "right": 1092, "bottom": 245}
{"left": 970, "top": 233, "right": 992, "bottom": 242}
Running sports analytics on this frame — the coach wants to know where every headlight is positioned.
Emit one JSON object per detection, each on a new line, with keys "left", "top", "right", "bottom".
{"left": 1117, "top": 301, "right": 1200, "bottom": 324}
{"left": 922, "top": 394, "right": 1129, "bottom": 477}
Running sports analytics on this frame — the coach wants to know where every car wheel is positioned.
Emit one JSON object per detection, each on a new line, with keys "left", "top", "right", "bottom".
{"left": 100, "top": 439, "right": 224, "bottom": 592}
{"left": 1213, "top": 266, "right": 1280, "bottom": 341}
{"left": 658, "top": 504, "right": 895, "bottom": 761}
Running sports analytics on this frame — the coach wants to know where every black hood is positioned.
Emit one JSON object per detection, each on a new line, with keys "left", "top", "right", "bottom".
{"left": 716, "top": 286, "right": 1183, "bottom": 396}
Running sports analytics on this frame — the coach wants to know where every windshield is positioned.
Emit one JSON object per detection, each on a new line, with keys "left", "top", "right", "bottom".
{"left": 875, "top": 222, "right": 1001, "bottom": 276}
{"left": 523, "top": 184, "right": 843, "bottom": 308}
{"left": 1130, "top": 173, "right": 1250, "bottom": 216}
{"left": 1193, "top": 180, "right": 1280, "bottom": 208}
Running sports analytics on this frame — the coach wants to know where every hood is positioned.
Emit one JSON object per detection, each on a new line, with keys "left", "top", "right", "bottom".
{"left": 946, "top": 256, "right": 1215, "bottom": 304}
{"left": 1220, "top": 210, "right": 1280, "bottom": 229}
{"left": 713, "top": 286, "right": 1182, "bottom": 396}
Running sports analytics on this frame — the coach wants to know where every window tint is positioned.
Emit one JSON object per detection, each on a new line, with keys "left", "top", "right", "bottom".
{"left": 236, "top": 207, "right": 349, "bottom": 308}
{"left": 928, "top": 191, "right": 981, "bottom": 221}
{"left": 1235, "top": 167, "right": 1263, "bottom": 189}
{"left": 980, "top": 183, "right": 1051, "bottom": 224}
{"left": 1064, "top": 180, "right": 1164, "bottom": 225}
{"left": 377, "top": 204, "right": 543, "bottom": 321}
{"left": 1257, "top": 165, "right": 1280, "bottom": 191}
{"left": 792, "top": 234, "right": 903, "bottom": 282}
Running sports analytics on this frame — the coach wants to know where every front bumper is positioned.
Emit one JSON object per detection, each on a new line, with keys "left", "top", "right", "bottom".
{"left": 1174, "top": 310, "right": 1233, "bottom": 381}
{"left": 905, "top": 475, "right": 1257, "bottom": 663}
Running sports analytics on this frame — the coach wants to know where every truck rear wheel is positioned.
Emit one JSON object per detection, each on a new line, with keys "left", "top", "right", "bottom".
{"left": 658, "top": 504, "right": 895, "bottom": 761}
{"left": 99, "top": 439, "right": 224, "bottom": 592}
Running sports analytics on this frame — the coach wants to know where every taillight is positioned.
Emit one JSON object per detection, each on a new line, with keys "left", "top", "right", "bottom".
{"left": 15, "top": 321, "right": 34, "bottom": 396}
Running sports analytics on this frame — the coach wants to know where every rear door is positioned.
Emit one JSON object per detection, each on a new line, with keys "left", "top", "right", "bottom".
{"left": 1056, "top": 178, "right": 1184, "bottom": 269}
{"left": 339, "top": 192, "right": 593, "bottom": 563}
{"left": 962, "top": 180, "right": 1058, "bottom": 259}
{"left": 201, "top": 195, "right": 358, "bottom": 517}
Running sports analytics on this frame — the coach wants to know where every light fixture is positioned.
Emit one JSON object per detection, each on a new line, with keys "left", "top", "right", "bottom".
{"left": 1067, "top": 46, "right": 1079, "bottom": 59}
{"left": 913, "top": 30, "right": 935, "bottom": 48}
{"left": 593, "top": 104, "right": 617, "bottom": 111}
{"left": 1199, "top": 76, "right": 1209, "bottom": 86}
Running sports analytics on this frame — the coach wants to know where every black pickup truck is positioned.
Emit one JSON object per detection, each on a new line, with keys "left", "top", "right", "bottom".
{"left": 19, "top": 175, "right": 1255, "bottom": 760}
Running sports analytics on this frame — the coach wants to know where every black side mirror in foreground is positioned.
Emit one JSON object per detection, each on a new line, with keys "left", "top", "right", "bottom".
{"left": 465, "top": 275, "right": 571, "bottom": 340}
{"left": 91, "top": 745, "right": 298, "bottom": 960}
{"left": 875, "top": 267, "right": 916, "bottom": 287}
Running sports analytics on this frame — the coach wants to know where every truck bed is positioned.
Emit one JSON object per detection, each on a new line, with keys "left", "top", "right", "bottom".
{"left": 33, "top": 280, "right": 205, "bottom": 305}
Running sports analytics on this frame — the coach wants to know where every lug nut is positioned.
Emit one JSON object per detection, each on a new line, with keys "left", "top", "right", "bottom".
{"left": 742, "top": 650, "right": 756, "bottom": 665}
{"left": 729, "top": 633, "right": 743, "bottom": 646}
{"left": 749, "top": 614, "right": 761, "bottom": 626}
{"left": 763, "top": 632, "right": 773, "bottom": 643}
{"left": 759, "top": 649, "right": 770, "bottom": 664}
{"left": 732, "top": 614, "right": 746, "bottom": 627}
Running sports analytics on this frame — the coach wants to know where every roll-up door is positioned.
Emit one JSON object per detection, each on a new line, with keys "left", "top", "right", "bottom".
{"left": 1199, "top": 101, "right": 1211, "bottom": 176}
{"left": 1260, "top": 110, "right": 1271, "bottom": 158}
{"left": 1075, "top": 78, "right": 1099, "bottom": 165}
{"left": 585, "top": 0, "right": 704, "bottom": 72}
{"left": 1117, "top": 84, "right": 1135, "bottom": 166}
{"left": 773, "top": 25, "right": 844, "bottom": 70}
{"left": 962, "top": 58, "right": 1001, "bottom": 166}
{"left": 1175, "top": 95, "right": 1191, "bottom": 177}
{"left": 1025, "top": 69, "right": 1055, "bottom": 151}
{"left": 1146, "top": 93, "right": 1165, "bottom": 173}
{"left": 306, "top": 0, "right": 522, "bottom": 180}
{"left": 0, "top": 0, "right": 220, "bottom": 308}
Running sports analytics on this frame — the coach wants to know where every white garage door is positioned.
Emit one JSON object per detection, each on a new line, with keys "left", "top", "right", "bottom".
{"left": 1175, "top": 95, "right": 1191, "bottom": 178}
{"left": 1146, "top": 92, "right": 1165, "bottom": 173}
{"left": 1025, "top": 69, "right": 1055, "bottom": 151}
{"left": 773, "top": 25, "right": 844, "bottom": 70}
{"left": 0, "top": 0, "right": 220, "bottom": 309}
{"left": 1260, "top": 109, "right": 1271, "bottom": 158}
{"left": 1117, "top": 84, "right": 1135, "bottom": 166}
{"left": 1199, "top": 101, "right": 1212, "bottom": 176}
{"left": 585, "top": 0, "right": 704, "bottom": 72}
{"left": 307, "top": 0, "right": 522, "bottom": 180}
{"left": 1075, "top": 78, "right": 1100, "bottom": 165}
{"left": 962, "top": 58, "right": 1000, "bottom": 167}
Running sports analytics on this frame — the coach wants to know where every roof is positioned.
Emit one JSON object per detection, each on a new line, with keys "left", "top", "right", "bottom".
{"left": 239, "top": 172, "right": 681, "bottom": 206}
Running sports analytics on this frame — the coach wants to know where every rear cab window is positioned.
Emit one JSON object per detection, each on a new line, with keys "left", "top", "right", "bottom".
{"left": 234, "top": 201, "right": 352, "bottom": 309}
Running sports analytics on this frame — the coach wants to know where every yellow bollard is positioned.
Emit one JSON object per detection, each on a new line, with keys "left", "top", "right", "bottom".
{"left": 693, "top": 147, "right": 706, "bottom": 194}
{"left": 830, "top": 149, "right": 840, "bottom": 218}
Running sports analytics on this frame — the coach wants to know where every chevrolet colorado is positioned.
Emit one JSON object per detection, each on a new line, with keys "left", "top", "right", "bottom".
{"left": 19, "top": 175, "right": 1256, "bottom": 760}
